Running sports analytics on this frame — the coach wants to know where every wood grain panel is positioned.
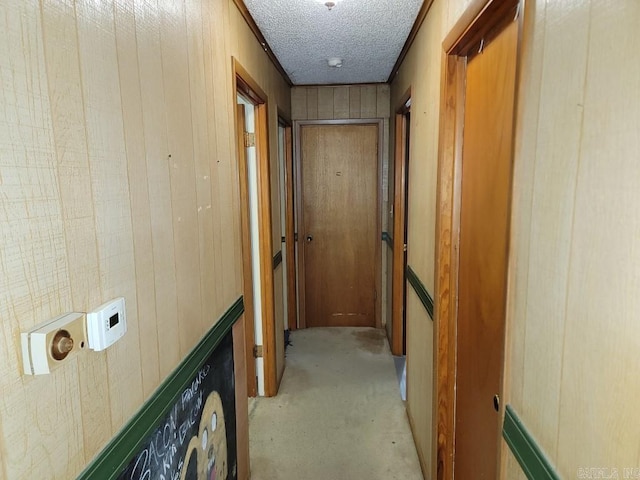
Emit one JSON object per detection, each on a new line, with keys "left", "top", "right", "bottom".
{"left": 160, "top": 0, "right": 203, "bottom": 355}
{"left": 360, "top": 85, "right": 378, "bottom": 118}
{"left": 218, "top": 2, "right": 243, "bottom": 305}
{"left": 349, "top": 86, "right": 362, "bottom": 118}
{"left": 502, "top": 0, "right": 546, "bottom": 424}
{"left": 390, "top": 4, "right": 447, "bottom": 477}
{"left": 520, "top": 0, "right": 590, "bottom": 457}
{"left": 290, "top": 85, "right": 391, "bottom": 332}
{"left": 0, "top": 3, "right": 82, "bottom": 477}
{"left": 455, "top": 21, "right": 518, "bottom": 479}
{"left": 75, "top": 0, "right": 143, "bottom": 436}
{"left": 185, "top": 0, "right": 216, "bottom": 344}
{"left": 434, "top": 53, "right": 465, "bottom": 480}
{"left": 113, "top": 0, "right": 161, "bottom": 400}
{"left": 557, "top": 1, "right": 640, "bottom": 474}
{"left": 135, "top": 0, "right": 181, "bottom": 380}
{"left": 207, "top": 0, "right": 235, "bottom": 307}
{"left": 390, "top": 0, "right": 640, "bottom": 479}
{"left": 317, "top": 87, "right": 334, "bottom": 119}
{"left": 405, "top": 291, "right": 434, "bottom": 478}
{"left": 39, "top": 0, "right": 111, "bottom": 463}
{"left": 301, "top": 124, "right": 378, "bottom": 327}
{"left": 0, "top": 0, "right": 291, "bottom": 476}
{"left": 291, "top": 87, "right": 307, "bottom": 120}
{"left": 376, "top": 85, "right": 391, "bottom": 118}
{"left": 306, "top": 87, "right": 319, "bottom": 120}
{"left": 333, "top": 86, "right": 350, "bottom": 119}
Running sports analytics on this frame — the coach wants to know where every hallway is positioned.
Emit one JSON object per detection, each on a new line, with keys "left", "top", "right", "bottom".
{"left": 248, "top": 328, "right": 423, "bottom": 479}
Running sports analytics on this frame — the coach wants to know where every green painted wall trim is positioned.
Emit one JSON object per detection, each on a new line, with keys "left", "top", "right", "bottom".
{"left": 503, "top": 405, "right": 560, "bottom": 480}
{"left": 77, "top": 297, "right": 244, "bottom": 480}
{"left": 382, "top": 231, "right": 393, "bottom": 250}
{"left": 406, "top": 265, "right": 434, "bottom": 319}
{"left": 273, "top": 250, "right": 283, "bottom": 269}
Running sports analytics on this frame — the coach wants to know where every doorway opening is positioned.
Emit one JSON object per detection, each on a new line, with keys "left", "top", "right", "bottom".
{"left": 233, "top": 59, "right": 278, "bottom": 398}
{"left": 434, "top": 1, "right": 523, "bottom": 478}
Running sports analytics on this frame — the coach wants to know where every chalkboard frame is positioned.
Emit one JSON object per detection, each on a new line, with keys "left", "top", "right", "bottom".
{"left": 77, "top": 297, "right": 244, "bottom": 480}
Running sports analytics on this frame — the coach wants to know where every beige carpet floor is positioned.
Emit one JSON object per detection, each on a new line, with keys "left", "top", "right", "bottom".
{"left": 248, "top": 327, "right": 424, "bottom": 480}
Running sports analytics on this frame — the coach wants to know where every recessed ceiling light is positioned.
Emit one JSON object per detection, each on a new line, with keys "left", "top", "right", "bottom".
{"left": 328, "top": 58, "right": 343, "bottom": 68}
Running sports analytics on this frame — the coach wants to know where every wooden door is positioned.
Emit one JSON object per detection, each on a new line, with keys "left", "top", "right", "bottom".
{"left": 391, "top": 109, "right": 411, "bottom": 355}
{"left": 300, "top": 124, "right": 378, "bottom": 328}
{"left": 454, "top": 20, "right": 519, "bottom": 478}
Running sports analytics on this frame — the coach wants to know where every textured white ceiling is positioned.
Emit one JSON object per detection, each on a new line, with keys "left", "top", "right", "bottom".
{"left": 243, "top": 0, "right": 424, "bottom": 85}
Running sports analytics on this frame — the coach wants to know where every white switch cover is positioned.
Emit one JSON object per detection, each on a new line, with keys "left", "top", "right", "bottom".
{"left": 87, "top": 297, "right": 127, "bottom": 351}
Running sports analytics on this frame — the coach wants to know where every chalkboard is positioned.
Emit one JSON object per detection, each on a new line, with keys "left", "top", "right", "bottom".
{"left": 117, "top": 332, "right": 237, "bottom": 480}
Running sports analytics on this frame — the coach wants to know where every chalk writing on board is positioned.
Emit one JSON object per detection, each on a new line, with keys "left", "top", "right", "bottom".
{"left": 118, "top": 333, "right": 237, "bottom": 480}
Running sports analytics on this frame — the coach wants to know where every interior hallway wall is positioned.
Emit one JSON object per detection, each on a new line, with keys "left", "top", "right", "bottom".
{"left": 291, "top": 85, "right": 391, "bottom": 326}
{"left": 389, "top": 0, "right": 470, "bottom": 473}
{"left": 229, "top": 8, "right": 291, "bottom": 387}
{"left": 0, "top": 0, "right": 289, "bottom": 478}
{"left": 392, "top": 0, "right": 640, "bottom": 478}
{"left": 504, "top": 0, "right": 640, "bottom": 477}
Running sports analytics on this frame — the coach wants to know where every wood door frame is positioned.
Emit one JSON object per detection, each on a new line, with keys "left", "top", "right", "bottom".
{"left": 278, "top": 111, "right": 298, "bottom": 332}
{"left": 233, "top": 58, "right": 278, "bottom": 397}
{"left": 434, "top": 1, "right": 524, "bottom": 478}
{"left": 294, "top": 119, "right": 384, "bottom": 330}
{"left": 391, "top": 88, "right": 412, "bottom": 356}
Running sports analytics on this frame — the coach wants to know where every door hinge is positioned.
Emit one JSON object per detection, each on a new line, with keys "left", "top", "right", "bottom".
{"left": 253, "top": 345, "right": 263, "bottom": 358}
{"left": 244, "top": 132, "right": 256, "bottom": 148}
{"left": 374, "top": 290, "right": 378, "bottom": 301}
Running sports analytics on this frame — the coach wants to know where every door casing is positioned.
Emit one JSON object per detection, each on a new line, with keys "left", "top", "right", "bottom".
{"left": 294, "top": 119, "right": 384, "bottom": 330}
{"left": 278, "top": 113, "right": 298, "bottom": 332}
{"left": 390, "top": 88, "right": 411, "bottom": 356}
{"left": 233, "top": 58, "right": 278, "bottom": 398}
{"left": 434, "top": 0, "right": 524, "bottom": 478}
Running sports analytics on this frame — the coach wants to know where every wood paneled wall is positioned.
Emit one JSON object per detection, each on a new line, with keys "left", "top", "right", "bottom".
{"left": 392, "top": 0, "right": 640, "bottom": 478}
{"left": 0, "top": 1, "right": 289, "bottom": 478}
{"left": 291, "top": 85, "right": 390, "bottom": 215}
{"left": 388, "top": 0, "right": 447, "bottom": 474}
{"left": 505, "top": 0, "right": 640, "bottom": 477}
{"left": 291, "top": 85, "right": 392, "bottom": 326}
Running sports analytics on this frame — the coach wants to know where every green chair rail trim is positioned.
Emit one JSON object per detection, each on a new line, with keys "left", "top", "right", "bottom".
{"left": 406, "top": 265, "right": 434, "bottom": 319}
{"left": 382, "top": 231, "right": 393, "bottom": 250}
{"left": 77, "top": 297, "right": 245, "bottom": 480}
{"left": 503, "top": 405, "right": 560, "bottom": 480}
{"left": 273, "top": 250, "right": 283, "bottom": 269}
